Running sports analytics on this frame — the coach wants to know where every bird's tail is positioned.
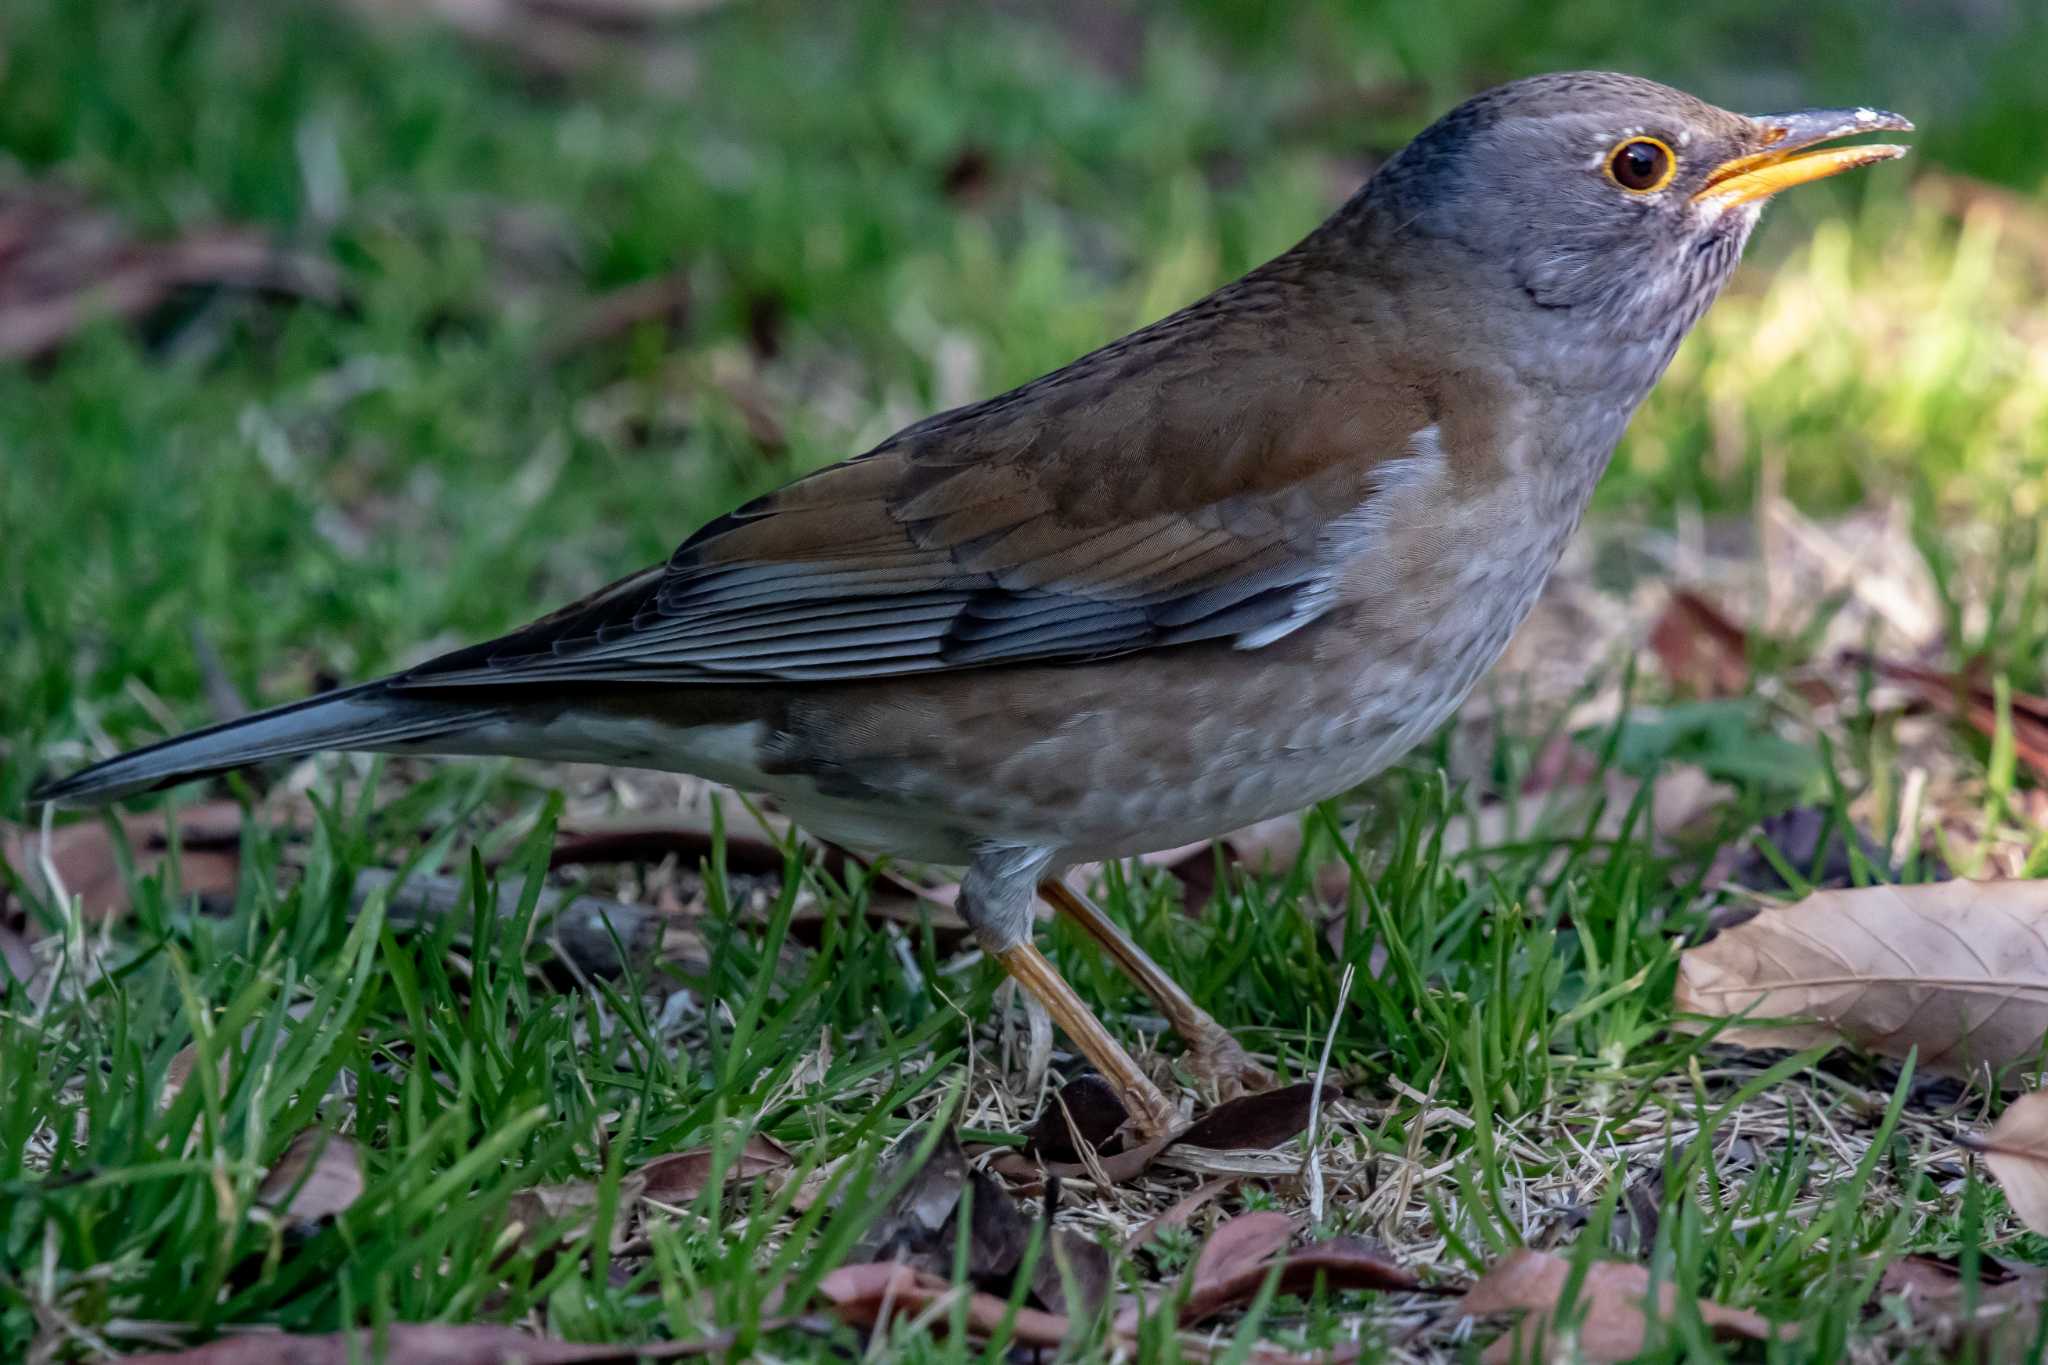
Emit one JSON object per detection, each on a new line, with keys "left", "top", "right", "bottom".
{"left": 29, "top": 680, "right": 501, "bottom": 807}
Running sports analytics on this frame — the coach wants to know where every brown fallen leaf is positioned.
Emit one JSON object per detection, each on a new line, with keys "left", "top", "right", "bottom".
{"left": 1964, "top": 1091, "right": 2048, "bottom": 1235}
{"left": 1178, "top": 1210, "right": 1295, "bottom": 1322}
{"left": 3, "top": 802, "right": 246, "bottom": 923}
{"left": 1673, "top": 879, "right": 2048, "bottom": 1079}
{"left": 124, "top": 1323, "right": 748, "bottom": 1364}
{"left": 257, "top": 1130, "right": 364, "bottom": 1231}
{"left": 818, "top": 1261, "right": 1072, "bottom": 1350}
{"left": 1123, "top": 1176, "right": 1239, "bottom": 1253}
{"left": 1000, "top": 1080, "right": 1337, "bottom": 1188}
{"left": 1031, "top": 1227, "right": 1114, "bottom": 1320}
{"left": 1713, "top": 805, "right": 1945, "bottom": 893}
{"left": 502, "top": 1173, "right": 649, "bottom": 1259}
{"left": 1848, "top": 651, "right": 2048, "bottom": 782}
{"left": 1114, "top": 1215, "right": 1422, "bottom": 1335}
{"left": 1178, "top": 1083, "right": 1332, "bottom": 1152}
{"left": 1875, "top": 1252, "right": 2048, "bottom": 1358}
{"left": 1460, "top": 1248, "right": 1782, "bottom": 1363}
{"left": 638, "top": 1133, "right": 794, "bottom": 1204}
{"left": 539, "top": 271, "right": 691, "bottom": 363}
{"left": 1026, "top": 1071, "right": 1131, "bottom": 1162}
{"left": 850, "top": 1129, "right": 975, "bottom": 1267}
{"left": 0, "top": 183, "right": 344, "bottom": 362}
{"left": 816, "top": 1260, "right": 1330, "bottom": 1363}
{"left": 1650, "top": 587, "right": 1752, "bottom": 699}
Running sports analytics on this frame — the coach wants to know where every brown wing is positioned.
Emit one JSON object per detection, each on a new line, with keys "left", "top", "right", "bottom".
{"left": 400, "top": 271, "right": 1435, "bottom": 687}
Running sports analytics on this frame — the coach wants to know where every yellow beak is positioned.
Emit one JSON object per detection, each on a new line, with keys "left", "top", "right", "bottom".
{"left": 1693, "top": 108, "right": 1913, "bottom": 209}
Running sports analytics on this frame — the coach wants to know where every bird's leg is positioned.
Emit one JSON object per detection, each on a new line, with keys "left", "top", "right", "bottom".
{"left": 963, "top": 848, "right": 1178, "bottom": 1140}
{"left": 1038, "top": 876, "right": 1275, "bottom": 1099}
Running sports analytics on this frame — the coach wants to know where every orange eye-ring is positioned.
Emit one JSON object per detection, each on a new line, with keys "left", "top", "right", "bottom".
{"left": 1605, "top": 136, "right": 1677, "bottom": 193}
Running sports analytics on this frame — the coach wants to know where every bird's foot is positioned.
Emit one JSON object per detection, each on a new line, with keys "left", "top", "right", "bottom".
{"left": 1182, "top": 1023, "right": 1275, "bottom": 1102}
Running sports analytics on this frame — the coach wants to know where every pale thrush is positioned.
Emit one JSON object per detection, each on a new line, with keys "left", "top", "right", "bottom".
{"left": 34, "top": 73, "right": 1911, "bottom": 1137}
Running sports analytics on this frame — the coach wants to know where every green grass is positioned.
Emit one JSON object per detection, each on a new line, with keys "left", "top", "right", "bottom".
{"left": 5, "top": 0, "right": 2048, "bottom": 1359}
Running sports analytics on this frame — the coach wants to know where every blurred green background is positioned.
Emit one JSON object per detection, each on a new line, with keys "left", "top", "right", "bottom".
{"left": 5, "top": 0, "right": 2047, "bottom": 793}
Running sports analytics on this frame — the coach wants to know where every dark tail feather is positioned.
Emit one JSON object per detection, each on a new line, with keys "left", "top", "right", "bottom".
{"left": 29, "top": 680, "right": 497, "bottom": 807}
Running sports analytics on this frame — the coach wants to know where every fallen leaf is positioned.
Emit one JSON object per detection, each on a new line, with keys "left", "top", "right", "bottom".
{"left": 1650, "top": 588, "right": 1751, "bottom": 699}
{"left": 1177, "top": 1083, "right": 1333, "bottom": 1153}
{"left": 1027, "top": 1072, "right": 1132, "bottom": 1162}
{"left": 817, "top": 1261, "right": 1072, "bottom": 1349}
{"left": 1179, "top": 1211, "right": 1295, "bottom": 1321}
{"left": 815, "top": 1260, "right": 1328, "bottom": 1363}
{"left": 124, "top": 1323, "right": 748, "bottom": 1363}
{"left": 1849, "top": 651, "right": 2048, "bottom": 782}
{"left": 1674, "top": 879, "right": 2048, "bottom": 1078}
{"left": 502, "top": 1173, "right": 649, "bottom": 1256}
{"left": 1124, "top": 1177, "right": 1239, "bottom": 1253}
{"left": 638, "top": 1134, "right": 793, "bottom": 1204}
{"left": 540, "top": 271, "right": 691, "bottom": 363}
{"left": 1715, "top": 805, "right": 1944, "bottom": 892}
{"left": 1966, "top": 1092, "right": 2048, "bottom": 1235}
{"left": 1875, "top": 1252, "right": 2048, "bottom": 1358}
{"left": 0, "top": 183, "right": 344, "bottom": 362}
{"left": 3, "top": 802, "right": 245, "bottom": 923}
{"left": 851, "top": 1129, "right": 973, "bottom": 1266}
{"left": 1460, "top": 1248, "right": 1781, "bottom": 1363}
{"left": 257, "top": 1130, "right": 364, "bottom": 1230}
{"left": 1000, "top": 1080, "right": 1336, "bottom": 1188}
{"left": 1115, "top": 1219, "right": 1421, "bottom": 1335}
{"left": 1190, "top": 1211, "right": 1295, "bottom": 1288}
{"left": 1032, "top": 1228, "right": 1113, "bottom": 1320}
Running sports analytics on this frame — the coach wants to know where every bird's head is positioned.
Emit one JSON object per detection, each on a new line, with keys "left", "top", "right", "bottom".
{"left": 1343, "top": 72, "right": 1910, "bottom": 380}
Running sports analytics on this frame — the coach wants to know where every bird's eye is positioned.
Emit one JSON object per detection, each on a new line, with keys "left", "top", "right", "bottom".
{"left": 1605, "top": 136, "right": 1676, "bottom": 193}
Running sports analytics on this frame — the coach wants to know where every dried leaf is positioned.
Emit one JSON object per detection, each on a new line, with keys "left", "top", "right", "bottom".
{"left": 257, "top": 1130, "right": 364, "bottom": 1230}
{"left": 1178, "top": 1082, "right": 1334, "bottom": 1152}
{"left": 1271, "top": 1238, "right": 1424, "bottom": 1297}
{"left": 540, "top": 272, "right": 691, "bottom": 363}
{"left": 1004, "top": 1080, "right": 1335, "bottom": 1188}
{"left": 1674, "top": 879, "right": 2048, "bottom": 1078}
{"left": 638, "top": 1134, "right": 793, "bottom": 1204}
{"left": 851, "top": 1129, "right": 972, "bottom": 1265}
{"left": 1874, "top": 1252, "right": 2048, "bottom": 1358}
{"left": 1027, "top": 1072, "right": 1132, "bottom": 1162}
{"left": 4, "top": 802, "right": 245, "bottom": 923}
{"left": 1124, "top": 1176, "right": 1239, "bottom": 1253}
{"left": 1460, "top": 1248, "right": 1780, "bottom": 1363}
{"left": 818, "top": 1262, "right": 1074, "bottom": 1349}
{"left": 1118, "top": 1220, "right": 1421, "bottom": 1334}
{"left": 0, "top": 184, "right": 343, "bottom": 362}
{"left": 1650, "top": 588, "right": 1751, "bottom": 699}
{"left": 1717, "top": 805, "right": 1941, "bottom": 892}
{"left": 1966, "top": 1092, "right": 2048, "bottom": 1234}
{"left": 1180, "top": 1225, "right": 1420, "bottom": 1326}
{"left": 502, "top": 1172, "right": 649, "bottom": 1252}
{"left": 1191, "top": 1211, "right": 1295, "bottom": 1289}
{"left": 1850, "top": 651, "right": 2048, "bottom": 782}
{"left": 1032, "top": 1228, "right": 1113, "bottom": 1320}
{"left": 124, "top": 1323, "right": 745, "bottom": 1363}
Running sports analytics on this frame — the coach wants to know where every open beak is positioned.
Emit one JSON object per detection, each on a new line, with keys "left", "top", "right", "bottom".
{"left": 1693, "top": 108, "right": 1913, "bottom": 209}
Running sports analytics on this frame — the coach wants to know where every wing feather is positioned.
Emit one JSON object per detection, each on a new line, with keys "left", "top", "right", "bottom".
{"left": 397, "top": 265, "right": 1444, "bottom": 691}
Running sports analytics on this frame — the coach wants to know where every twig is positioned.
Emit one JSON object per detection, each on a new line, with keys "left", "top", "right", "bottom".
{"left": 1301, "top": 963, "right": 1354, "bottom": 1224}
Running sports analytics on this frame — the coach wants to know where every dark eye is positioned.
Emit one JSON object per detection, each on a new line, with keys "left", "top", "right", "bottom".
{"left": 1606, "top": 136, "right": 1676, "bottom": 193}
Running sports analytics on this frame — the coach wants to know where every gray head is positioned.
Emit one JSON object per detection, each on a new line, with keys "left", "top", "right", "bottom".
{"left": 1330, "top": 72, "right": 1910, "bottom": 388}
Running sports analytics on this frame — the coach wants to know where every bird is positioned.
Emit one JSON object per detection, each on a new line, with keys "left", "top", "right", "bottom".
{"left": 32, "top": 72, "right": 1910, "bottom": 1139}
